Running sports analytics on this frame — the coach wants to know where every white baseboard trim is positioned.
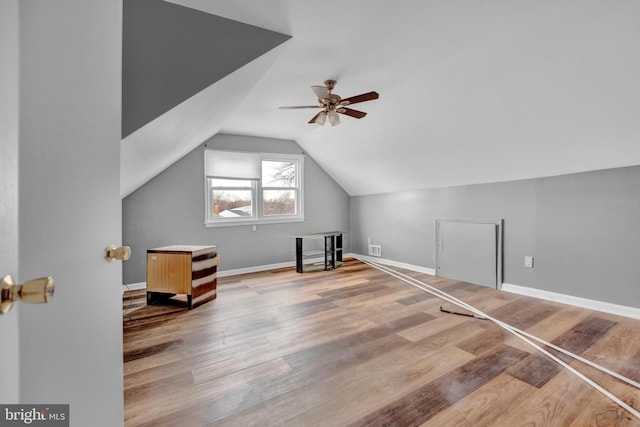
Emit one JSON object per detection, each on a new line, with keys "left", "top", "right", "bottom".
{"left": 502, "top": 283, "right": 640, "bottom": 320}
{"left": 121, "top": 257, "right": 328, "bottom": 294}
{"left": 216, "top": 257, "right": 329, "bottom": 277}
{"left": 122, "top": 282, "right": 146, "bottom": 295}
{"left": 122, "top": 257, "right": 640, "bottom": 319}
{"left": 120, "top": 255, "right": 414, "bottom": 293}
{"left": 348, "top": 253, "right": 436, "bottom": 276}
{"left": 122, "top": 258, "right": 324, "bottom": 294}
{"left": 216, "top": 261, "right": 295, "bottom": 277}
{"left": 351, "top": 253, "right": 640, "bottom": 320}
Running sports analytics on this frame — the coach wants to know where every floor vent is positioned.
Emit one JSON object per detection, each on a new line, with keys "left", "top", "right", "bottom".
{"left": 368, "top": 244, "right": 382, "bottom": 257}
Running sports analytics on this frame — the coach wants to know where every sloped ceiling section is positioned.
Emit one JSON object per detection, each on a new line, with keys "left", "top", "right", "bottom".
{"left": 122, "top": 0, "right": 290, "bottom": 138}
{"left": 121, "top": 0, "right": 290, "bottom": 197}
{"left": 192, "top": 0, "right": 640, "bottom": 197}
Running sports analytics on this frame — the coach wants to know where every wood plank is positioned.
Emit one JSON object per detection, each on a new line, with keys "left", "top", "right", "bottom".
{"left": 348, "top": 345, "right": 529, "bottom": 426}
{"left": 498, "top": 369, "right": 612, "bottom": 426}
{"left": 508, "top": 316, "right": 618, "bottom": 388}
{"left": 424, "top": 372, "right": 538, "bottom": 426}
{"left": 210, "top": 344, "right": 476, "bottom": 427}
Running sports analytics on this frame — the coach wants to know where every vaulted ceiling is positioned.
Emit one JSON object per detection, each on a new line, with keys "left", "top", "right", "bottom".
{"left": 121, "top": 0, "right": 640, "bottom": 198}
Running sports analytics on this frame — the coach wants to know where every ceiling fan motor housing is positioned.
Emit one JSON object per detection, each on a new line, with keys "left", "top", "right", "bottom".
{"left": 324, "top": 79, "right": 337, "bottom": 91}
{"left": 321, "top": 80, "right": 341, "bottom": 109}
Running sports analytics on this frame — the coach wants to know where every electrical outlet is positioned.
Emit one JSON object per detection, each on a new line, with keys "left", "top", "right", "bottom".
{"left": 524, "top": 256, "right": 534, "bottom": 268}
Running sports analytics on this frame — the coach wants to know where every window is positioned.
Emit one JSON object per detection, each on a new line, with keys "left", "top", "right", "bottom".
{"left": 204, "top": 149, "right": 304, "bottom": 226}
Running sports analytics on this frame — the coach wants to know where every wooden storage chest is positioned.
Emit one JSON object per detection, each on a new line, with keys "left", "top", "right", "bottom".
{"left": 146, "top": 245, "right": 217, "bottom": 309}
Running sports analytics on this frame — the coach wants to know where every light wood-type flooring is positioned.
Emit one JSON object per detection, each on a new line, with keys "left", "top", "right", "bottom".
{"left": 123, "top": 259, "right": 640, "bottom": 426}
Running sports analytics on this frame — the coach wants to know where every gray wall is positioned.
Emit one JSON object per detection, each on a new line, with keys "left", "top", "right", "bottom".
{"left": 123, "top": 134, "right": 350, "bottom": 283}
{"left": 122, "top": 0, "right": 289, "bottom": 137}
{"left": 351, "top": 166, "right": 640, "bottom": 308}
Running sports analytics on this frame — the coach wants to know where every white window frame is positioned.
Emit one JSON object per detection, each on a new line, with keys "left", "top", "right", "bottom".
{"left": 204, "top": 150, "right": 304, "bottom": 227}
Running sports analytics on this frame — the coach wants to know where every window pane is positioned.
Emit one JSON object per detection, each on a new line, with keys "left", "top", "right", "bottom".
{"left": 211, "top": 189, "right": 253, "bottom": 217}
{"left": 262, "top": 160, "right": 296, "bottom": 187}
{"left": 263, "top": 190, "right": 296, "bottom": 216}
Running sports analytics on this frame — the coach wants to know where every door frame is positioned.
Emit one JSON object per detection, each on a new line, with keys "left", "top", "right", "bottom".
{"left": 435, "top": 218, "right": 504, "bottom": 289}
{"left": 0, "top": 0, "right": 20, "bottom": 403}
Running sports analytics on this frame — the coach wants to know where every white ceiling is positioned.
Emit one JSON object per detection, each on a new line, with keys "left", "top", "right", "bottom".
{"left": 122, "top": 0, "right": 640, "bottom": 197}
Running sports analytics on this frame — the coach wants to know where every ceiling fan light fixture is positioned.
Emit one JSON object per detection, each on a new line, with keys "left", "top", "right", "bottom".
{"left": 314, "top": 111, "right": 327, "bottom": 125}
{"left": 279, "top": 80, "right": 379, "bottom": 127}
{"left": 328, "top": 110, "right": 340, "bottom": 126}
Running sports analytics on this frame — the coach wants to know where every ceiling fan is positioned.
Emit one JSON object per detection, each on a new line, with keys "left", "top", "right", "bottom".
{"left": 278, "top": 80, "right": 379, "bottom": 126}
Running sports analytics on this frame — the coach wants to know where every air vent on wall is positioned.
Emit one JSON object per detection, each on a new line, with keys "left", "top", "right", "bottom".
{"left": 368, "top": 244, "right": 382, "bottom": 257}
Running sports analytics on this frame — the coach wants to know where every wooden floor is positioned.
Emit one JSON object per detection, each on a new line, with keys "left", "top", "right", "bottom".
{"left": 123, "top": 259, "right": 640, "bottom": 426}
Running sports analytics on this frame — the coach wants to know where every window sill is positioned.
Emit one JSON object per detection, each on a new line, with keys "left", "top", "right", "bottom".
{"left": 205, "top": 217, "right": 305, "bottom": 228}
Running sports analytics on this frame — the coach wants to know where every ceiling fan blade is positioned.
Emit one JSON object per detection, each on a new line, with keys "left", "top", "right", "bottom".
{"left": 338, "top": 108, "right": 367, "bottom": 119}
{"left": 340, "top": 91, "right": 379, "bottom": 106}
{"left": 278, "top": 105, "right": 321, "bottom": 109}
{"left": 311, "top": 85, "right": 330, "bottom": 100}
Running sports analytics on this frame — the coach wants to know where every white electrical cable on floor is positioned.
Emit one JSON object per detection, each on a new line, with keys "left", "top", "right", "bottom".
{"left": 367, "top": 260, "right": 640, "bottom": 391}
{"left": 361, "top": 259, "right": 640, "bottom": 421}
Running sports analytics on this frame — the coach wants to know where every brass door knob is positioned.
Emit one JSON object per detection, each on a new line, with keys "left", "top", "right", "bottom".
{"left": 1, "top": 275, "right": 54, "bottom": 314}
{"left": 105, "top": 245, "right": 131, "bottom": 262}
